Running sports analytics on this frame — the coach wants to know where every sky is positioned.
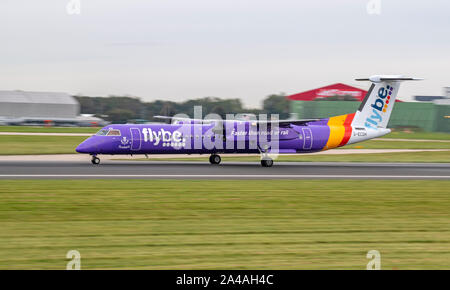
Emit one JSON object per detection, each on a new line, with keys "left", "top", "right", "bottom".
{"left": 1, "top": 0, "right": 449, "bottom": 108}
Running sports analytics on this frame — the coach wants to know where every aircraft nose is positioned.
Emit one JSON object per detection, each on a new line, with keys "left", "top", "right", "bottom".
{"left": 76, "top": 138, "right": 98, "bottom": 153}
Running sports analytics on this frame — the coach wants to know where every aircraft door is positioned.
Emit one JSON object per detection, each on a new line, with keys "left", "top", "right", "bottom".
{"left": 302, "top": 128, "right": 313, "bottom": 150}
{"left": 130, "top": 128, "right": 141, "bottom": 151}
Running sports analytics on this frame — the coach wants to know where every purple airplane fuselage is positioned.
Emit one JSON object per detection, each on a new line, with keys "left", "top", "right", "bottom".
{"left": 75, "top": 122, "right": 332, "bottom": 155}
{"left": 75, "top": 111, "right": 390, "bottom": 157}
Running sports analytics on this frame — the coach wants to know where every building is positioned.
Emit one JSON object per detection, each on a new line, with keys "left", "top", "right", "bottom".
{"left": 0, "top": 90, "right": 105, "bottom": 126}
{"left": 414, "top": 87, "right": 450, "bottom": 102}
{"left": 287, "top": 83, "right": 367, "bottom": 101}
{"left": 287, "top": 83, "right": 402, "bottom": 102}
{"left": 414, "top": 96, "right": 446, "bottom": 102}
{"left": 287, "top": 84, "right": 449, "bottom": 133}
{"left": 0, "top": 90, "right": 79, "bottom": 118}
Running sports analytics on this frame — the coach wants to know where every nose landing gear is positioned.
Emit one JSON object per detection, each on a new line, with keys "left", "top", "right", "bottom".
{"left": 91, "top": 155, "right": 100, "bottom": 165}
{"left": 209, "top": 154, "right": 221, "bottom": 165}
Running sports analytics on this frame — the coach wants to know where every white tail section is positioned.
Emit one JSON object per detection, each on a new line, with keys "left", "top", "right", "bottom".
{"left": 352, "top": 75, "right": 422, "bottom": 129}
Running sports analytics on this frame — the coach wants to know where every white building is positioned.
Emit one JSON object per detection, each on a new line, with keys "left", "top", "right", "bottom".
{"left": 0, "top": 90, "right": 79, "bottom": 119}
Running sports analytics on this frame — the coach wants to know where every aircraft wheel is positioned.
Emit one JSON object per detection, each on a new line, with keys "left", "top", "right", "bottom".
{"left": 261, "top": 159, "right": 273, "bottom": 167}
{"left": 91, "top": 156, "right": 100, "bottom": 165}
{"left": 209, "top": 154, "right": 221, "bottom": 165}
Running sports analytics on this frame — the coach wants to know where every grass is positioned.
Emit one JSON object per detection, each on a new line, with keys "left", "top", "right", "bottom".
{"left": 344, "top": 140, "right": 450, "bottom": 149}
{"left": 0, "top": 135, "right": 85, "bottom": 155}
{"left": 0, "top": 179, "right": 449, "bottom": 269}
{"left": 0, "top": 126, "right": 99, "bottom": 134}
{"left": 382, "top": 131, "right": 450, "bottom": 140}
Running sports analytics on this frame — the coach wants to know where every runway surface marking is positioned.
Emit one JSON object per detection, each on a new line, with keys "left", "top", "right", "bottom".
{"left": 1, "top": 161, "right": 449, "bottom": 179}
{"left": 0, "top": 174, "right": 449, "bottom": 179}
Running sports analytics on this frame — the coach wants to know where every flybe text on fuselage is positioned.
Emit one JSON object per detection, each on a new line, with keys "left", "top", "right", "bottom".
{"left": 365, "top": 85, "right": 394, "bottom": 129}
{"left": 142, "top": 128, "right": 183, "bottom": 146}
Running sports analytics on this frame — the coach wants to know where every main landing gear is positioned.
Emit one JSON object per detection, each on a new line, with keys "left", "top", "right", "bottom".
{"left": 261, "top": 158, "right": 274, "bottom": 167}
{"left": 260, "top": 151, "right": 274, "bottom": 167}
{"left": 209, "top": 154, "right": 221, "bottom": 165}
{"left": 91, "top": 155, "right": 100, "bottom": 165}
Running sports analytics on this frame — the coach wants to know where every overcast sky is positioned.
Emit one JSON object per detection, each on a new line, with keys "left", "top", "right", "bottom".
{"left": 1, "top": 0, "right": 449, "bottom": 108}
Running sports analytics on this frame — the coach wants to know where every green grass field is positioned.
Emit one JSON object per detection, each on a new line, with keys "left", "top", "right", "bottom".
{"left": 345, "top": 140, "right": 450, "bottom": 149}
{"left": 382, "top": 131, "right": 450, "bottom": 140}
{"left": 0, "top": 179, "right": 449, "bottom": 269}
{"left": 0, "top": 126, "right": 99, "bottom": 134}
{"left": 0, "top": 136, "right": 85, "bottom": 155}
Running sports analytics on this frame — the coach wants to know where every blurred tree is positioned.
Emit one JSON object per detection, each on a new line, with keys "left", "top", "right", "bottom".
{"left": 211, "top": 105, "right": 226, "bottom": 117}
{"left": 75, "top": 93, "right": 295, "bottom": 122}
{"left": 105, "top": 108, "right": 135, "bottom": 123}
{"left": 75, "top": 95, "right": 143, "bottom": 117}
{"left": 262, "top": 94, "right": 290, "bottom": 119}
{"left": 159, "top": 103, "right": 177, "bottom": 117}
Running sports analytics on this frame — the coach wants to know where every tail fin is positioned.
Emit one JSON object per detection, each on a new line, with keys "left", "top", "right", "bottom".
{"left": 351, "top": 75, "right": 422, "bottom": 129}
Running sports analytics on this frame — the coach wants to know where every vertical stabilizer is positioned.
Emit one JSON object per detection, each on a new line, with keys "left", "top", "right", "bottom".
{"left": 351, "top": 75, "right": 422, "bottom": 129}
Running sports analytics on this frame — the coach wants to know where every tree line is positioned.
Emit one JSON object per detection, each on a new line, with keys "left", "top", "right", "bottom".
{"left": 74, "top": 94, "right": 291, "bottom": 123}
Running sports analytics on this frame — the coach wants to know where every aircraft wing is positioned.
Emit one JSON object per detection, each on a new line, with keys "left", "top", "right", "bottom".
{"left": 254, "top": 119, "right": 320, "bottom": 126}
{"left": 154, "top": 115, "right": 319, "bottom": 126}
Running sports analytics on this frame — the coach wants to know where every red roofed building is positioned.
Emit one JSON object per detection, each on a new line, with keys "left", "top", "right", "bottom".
{"left": 287, "top": 83, "right": 367, "bottom": 101}
{"left": 287, "top": 83, "right": 402, "bottom": 102}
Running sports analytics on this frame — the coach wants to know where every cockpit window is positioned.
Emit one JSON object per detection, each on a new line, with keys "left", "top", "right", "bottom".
{"left": 96, "top": 129, "right": 109, "bottom": 136}
{"left": 107, "top": 129, "right": 121, "bottom": 136}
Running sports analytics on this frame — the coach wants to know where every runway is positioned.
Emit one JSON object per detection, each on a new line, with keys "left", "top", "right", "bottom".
{"left": 0, "top": 160, "right": 449, "bottom": 179}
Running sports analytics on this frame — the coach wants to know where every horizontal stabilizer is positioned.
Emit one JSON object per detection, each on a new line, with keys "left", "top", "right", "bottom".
{"left": 355, "top": 75, "right": 423, "bottom": 83}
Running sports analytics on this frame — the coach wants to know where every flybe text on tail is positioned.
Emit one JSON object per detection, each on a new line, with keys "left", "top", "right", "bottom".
{"left": 365, "top": 85, "right": 394, "bottom": 129}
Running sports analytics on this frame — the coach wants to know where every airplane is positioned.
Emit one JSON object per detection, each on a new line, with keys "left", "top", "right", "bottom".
{"left": 76, "top": 75, "right": 422, "bottom": 167}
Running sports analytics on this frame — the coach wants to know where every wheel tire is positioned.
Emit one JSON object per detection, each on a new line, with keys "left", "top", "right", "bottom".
{"left": 91, "top": 157, "right": 100, "bottom": 165}
{"left": 261, "top": 159, "right": 273, "bottom": 167}
{"left": 209, "top": 154, "right": 221, "bottom": 165}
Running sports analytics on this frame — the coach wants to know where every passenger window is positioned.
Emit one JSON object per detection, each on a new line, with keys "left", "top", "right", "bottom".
{"left": 107, "top": 129, "right": 121, "bottom": 136}
{"left": 96, "top": 129, "right": 109, "bottom": 136}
